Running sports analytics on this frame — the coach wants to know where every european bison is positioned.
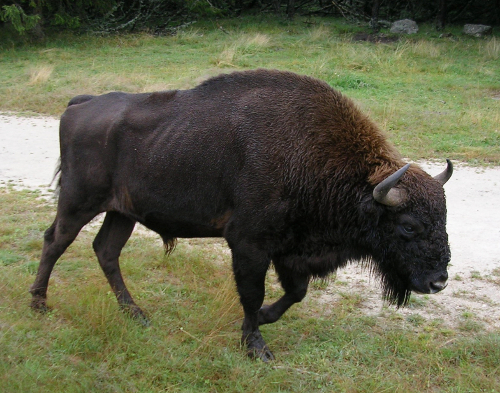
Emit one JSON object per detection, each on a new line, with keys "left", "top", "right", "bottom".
{"left": 31, "top": 69, "right": 452, "bottom": 361}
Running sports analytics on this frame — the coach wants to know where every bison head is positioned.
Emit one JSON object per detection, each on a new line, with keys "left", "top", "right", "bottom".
{"left": 364, "top": 160, "right": 453, "bottom": 306}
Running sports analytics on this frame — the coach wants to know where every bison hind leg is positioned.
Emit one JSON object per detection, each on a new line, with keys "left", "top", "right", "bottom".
{"left": 92, "top": 212, "right": 149, "bottom": 326}
{"left": 30, "top": 209, "right": 99, "bottom": 312}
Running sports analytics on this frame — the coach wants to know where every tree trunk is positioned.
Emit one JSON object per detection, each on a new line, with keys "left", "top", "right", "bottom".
{"left": 31, "top": 0, "right": 45, "bottom": 40}
{"left": 370, "top": 0, "right": 380, "bottom": 32}
{"left": 436, "top": 0, "right": 447, "bottom": 30}
{"left": 272, "top": 0, "right": 281, "bottom": 14}
{"left": 286, "top": 0, "right": 295, "bottom": 19}
{"left": 234, "top": 0, "right": 243, "bottom": 13}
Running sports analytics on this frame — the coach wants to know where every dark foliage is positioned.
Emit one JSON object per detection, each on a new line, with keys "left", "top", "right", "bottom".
{"left": 1, "top": 0, "right": 498, "bottom": 37}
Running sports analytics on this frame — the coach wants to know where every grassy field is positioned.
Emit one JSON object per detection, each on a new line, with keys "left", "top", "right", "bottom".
{"left": 2, "top": 188, "right": 500, "bottom": 392}
{"left": 1, "top": 16, "right": 500, "bottom": 392}
{"left": 1, "top": 16, "right": 499, "bottom": 163}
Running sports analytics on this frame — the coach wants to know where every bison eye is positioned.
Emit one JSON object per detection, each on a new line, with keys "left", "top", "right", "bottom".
{"left": 398, "top": 223, "right": 417, "bottom": 239}
{"left": 397, "top": 214, "right": 424, "bottom": 239}
{"left": 402, "top": 224, "right": 415, "bottom": 234}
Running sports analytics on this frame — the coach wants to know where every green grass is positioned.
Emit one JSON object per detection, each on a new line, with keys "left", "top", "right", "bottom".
{"left": 1, "top": 188, "right": 500, "bottom": 392}
{"left": 0, "top": 16, "right": 499, "bottom": 163}
{"left": 1, "top": 16, "right": 500, "bottom": 392}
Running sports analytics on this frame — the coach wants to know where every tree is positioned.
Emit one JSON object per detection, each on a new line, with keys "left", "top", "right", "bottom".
{"left": 436, "top": 0, "right": 447, "bottom": 30}
{"left": 1, "top": 0, "right": 498, "bottom": 39}
{"left": 0, "top": 2, "right": 42, "bottom": 37}
{"left": 370, "top": 0, "right": 380, "bottom": 32}
{"left": 286, "top": 0, "right": 295, "bottom": 19}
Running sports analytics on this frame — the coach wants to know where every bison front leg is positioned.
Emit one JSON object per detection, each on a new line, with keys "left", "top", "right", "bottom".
{"left": 258, "top": 262, "right": 309, "bottom": 326}
{"left": 229, "top": 243, "right": 274, "bottom": 362}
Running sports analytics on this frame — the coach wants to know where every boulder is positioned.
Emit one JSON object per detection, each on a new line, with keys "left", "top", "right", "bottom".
{"left": 463, "top": 24, "right": 492, "bottom": 37}
{"left": 378, "top": 20, "right": 392, "bottom": 28}
{"left": 390, "top": 19, "right": 418, "bottom": 34}
{"left": 369, "top": 19, "right": 392, "bottom": 31}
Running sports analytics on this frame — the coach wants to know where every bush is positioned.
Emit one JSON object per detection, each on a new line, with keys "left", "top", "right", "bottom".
{"left": 0, "top": 4, "right": 40, "bottom": 35}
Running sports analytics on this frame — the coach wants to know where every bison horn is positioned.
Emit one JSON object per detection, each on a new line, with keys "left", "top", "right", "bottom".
{"left": 433, "top": 159, "right": 453, "bottom": 185}
{"left": 373, "top": 164, "right": 410, "bottom": 207}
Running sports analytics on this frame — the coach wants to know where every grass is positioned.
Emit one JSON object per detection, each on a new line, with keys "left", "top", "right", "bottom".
{"left": 1, "top": 187, "right": 500, "bottom": 392}
{"left": 0, "top": 16, "right": 499, "bottom": 163}
{"left": 1, "top": 16, "right": 500, "bottom": 392}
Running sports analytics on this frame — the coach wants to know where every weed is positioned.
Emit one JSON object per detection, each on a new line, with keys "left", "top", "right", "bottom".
{"left": 310, "top": 278, "right": 330, "bottom": 291}
{"left": 27, "top": 65, "right": 54, "bottom": 85}
{"left": 407, "top": 313, "right": 426, "bottom": 327}
{"left": 459, "top": 312, "right": 485, "bottom": 332}
{"left": 407, "top": 295, "right": 429, "bottom": 309}
{"left": 483, "top": 36, "right": 500, "bottom": 59}
{"left": 0, "top": 249, "right": 25, "bottom": 265}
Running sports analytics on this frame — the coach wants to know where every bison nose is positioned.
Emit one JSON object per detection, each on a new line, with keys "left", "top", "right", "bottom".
{"left": 429, "top": 272, "right": 448, "bottom": 294}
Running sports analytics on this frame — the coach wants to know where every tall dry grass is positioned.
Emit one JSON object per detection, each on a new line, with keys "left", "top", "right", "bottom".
{"left": 28, "top": 65, "right": 54, "bottom": 85}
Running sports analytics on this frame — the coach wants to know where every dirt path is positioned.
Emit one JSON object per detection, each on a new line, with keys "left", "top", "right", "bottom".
{"left": 1, "top": 114, "right": 499, "bottom": 330}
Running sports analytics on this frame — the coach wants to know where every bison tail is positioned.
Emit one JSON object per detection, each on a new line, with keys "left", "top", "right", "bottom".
{"left": 51, "top": 158, "right": 62, "bottom": 199}
{"left": 162, "top": 237, "right": 178, "bottom": 256}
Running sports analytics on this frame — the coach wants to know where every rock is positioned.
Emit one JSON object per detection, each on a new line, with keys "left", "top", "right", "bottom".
{"left": 463, "top": 24, "right": 492, "bottom": 37}
{"left": 370, "top": 19, "right": 392, "bottom": 29}
{"left": 378, "top": 20, "right": 392, "bottom": 28}
{"left": 390, "top": 19, "right": 418, "bottom": 34}
{"left": 352, "top": 32, "right": 399, "bottom": 44}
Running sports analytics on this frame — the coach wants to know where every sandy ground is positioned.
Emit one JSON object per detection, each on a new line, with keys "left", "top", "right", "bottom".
{"left": 1, "top": 114, "right": 499, "bottom": 330}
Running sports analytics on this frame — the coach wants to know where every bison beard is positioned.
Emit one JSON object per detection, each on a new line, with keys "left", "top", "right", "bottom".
{"left": 30, "top": 69, "right": 452, "bottom": 361}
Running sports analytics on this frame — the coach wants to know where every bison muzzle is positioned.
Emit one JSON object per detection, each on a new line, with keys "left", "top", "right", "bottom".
{"left": 30, "top": 69, "right": 453, "bottom": 361}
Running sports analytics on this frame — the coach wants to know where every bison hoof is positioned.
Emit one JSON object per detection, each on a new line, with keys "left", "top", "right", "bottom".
{"left": 248, "top": 345, "right": 275, "bottom": 362}
{"left": 136, "top": 314, "right": 151, "bottom": 327}
{"left": 243, "top": 331, "right": 275, "bottom": 362}
{"left": 30, "top": 297, "right": 50, "bottom": 313}
{"left": 247, "top": 345, "right": 274, "bottom": 363}
{"left": 122, "top": 304, "right": 150, "bottom": 327}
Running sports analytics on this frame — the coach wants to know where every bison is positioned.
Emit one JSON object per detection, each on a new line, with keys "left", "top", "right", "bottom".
{"left": 30, "top": 69, "right": 453, "bottom": 361}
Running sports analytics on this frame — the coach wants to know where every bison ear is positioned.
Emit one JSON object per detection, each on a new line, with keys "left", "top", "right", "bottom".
{"left": 433, "top": 159, "right": 453, "bottom": 185}
{"left": 358, "top": 195, "right": 382, "bottom": 231}
{"left": 372, "top": 164, "right": 410, "bottom": 207}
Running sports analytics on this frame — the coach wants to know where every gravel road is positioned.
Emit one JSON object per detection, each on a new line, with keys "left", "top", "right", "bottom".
{"left": 2, "top": 114, "right": 499, "bottom": 329}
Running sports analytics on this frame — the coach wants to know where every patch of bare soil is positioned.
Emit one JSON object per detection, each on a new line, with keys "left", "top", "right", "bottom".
{"left": 352, "top": 32, "right": 400, "bottom": 44}
{"left": 2, "top": 115, "right": 499, "bottom": 331}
